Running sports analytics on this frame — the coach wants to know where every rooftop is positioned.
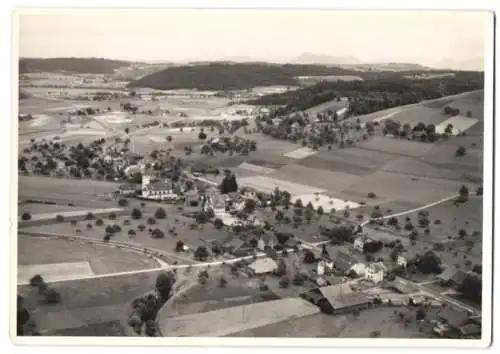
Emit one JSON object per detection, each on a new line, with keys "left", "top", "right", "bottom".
{"left": 248, "top": 257, "right": 278, "bottom": 275}
{"left": 318, "top": 283, "right": 354, "bottom": 300}
{"left": 439, "top": 309, "right": 470, "bottom": 329}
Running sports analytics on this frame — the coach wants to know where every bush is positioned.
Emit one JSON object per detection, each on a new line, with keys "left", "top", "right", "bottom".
{"left": 387, "top": 217, "right": 399, "bottom": 226}
{"left": 21, "top": 212, "right": 32, "bottom": 221}
{"left": 118, "top": 198, "right": 129, "bottom": 207}
{"left": 154, "top": 208, "right": 166, "bottom": 219}
{"left": 367, "top": 192, "right": 376, "bottom": 198}
{"left": 108, "top": 213, "right": 117, "bottom": 220}
{"left": 138, "top": 224, "right": 146, "bottom": 231}
{"left": 128, "top": 229, "right": 136, "bottom": 237}
{"left": 85, "top": 212, "right": 94, "bottom": 220}
{"left": 70, "top": 219, "right": 78, "bottom": 226}
{"left": 151, "top": 228, "right": 164, "bottom": 239}
{"left": 29, "top": 274, "right": 44, "bottom": 287}
{"left": 455, "top": 146, "right": 467, "bottom": 157}
{"left": 95, "top": 218, "right": 104, "bottom": 226}
{"left": 103, "top": 234, "right": 111, "bottom": 242}
{"left": 56, "top": 214, "right": 64, "bottom": 222}
{"left": 155, "top": 272, "right": 173, "bottom": 301}
{"left": 86, "top": 223, "right": 93, "bottom": 229}
{"left": 404, "top": 222, "right": 414, "bottom": 231}
{"left": 131, "top": 208, "right": 142, "bottom": 220}
{"left": 175, "top": 240, "right": 185, "bottom": 252}
{"left": 123, "top": 219, "right": 131, "bottom": 226}
{"left": 213, "top": 218, "right": 224, "bottom": 229}
{"left": 147, "top": 217, "right": 156, "bottom": 225}
{"left": 43, "top": 288, "right": 61, "bottom": 304}
{"left": 194, "top": 246, "right": 209, "bottom": 261}
{"left": 279, "top": 276, "right": 290, "bottom": 288}
{"left": 219, "top": 276, "right": 228, "bottom": 288}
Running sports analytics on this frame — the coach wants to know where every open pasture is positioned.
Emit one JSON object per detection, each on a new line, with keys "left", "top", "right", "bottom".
{"left": 238, "top": 175, "right": 327, "bottom": 197}
{"left": 18, "top": 261, "right": 96, "bottom": 285}
{"left": 18, "top": 175, "right": 120, "bottom": 207}
{"left": 297, "top": 148, "right": 398, "bottom": 176}
{"left": 231, "top": 307, "right": 434, "bottom": 338}
{"left": 381, "top": 157, "right": 471, "bottom": 182}
{"left": 18, "top": 234, "right": 159, "bottom": 280}
{"left": 22, "top": 208, "right": 230, "bottom": 259}
{"left": 399, "top": 197, "right": 483, "bottom": 241}
{"left": 338, "top": 171, "right": 464, "bottom": 205}
{"left": 18, "top": 203, "right": 91, "bottom": 217}
{"left": 423, "top": 90, "right": 484, "bottom": 120}
{"left": 18, "top": 270, "right": 162, "bottom": 334}
{"left": 356, "top": 137, "right": 435, "bottom": 157}
{"left": 270, "top": 164, "right": 361, "bottom": 194}
{"left": 420, "top": 141, "right": 483, "bottom": 179}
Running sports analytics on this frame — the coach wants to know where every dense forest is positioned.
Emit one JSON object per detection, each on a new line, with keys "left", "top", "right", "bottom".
{"left": 19, "top": 58, "right": 132, "bottom": 74}
{"left": 249, "top": 71, "right": 484, "bottom": 117}
{"left": 128, "top": 63, "right": 386, "bottom": 91}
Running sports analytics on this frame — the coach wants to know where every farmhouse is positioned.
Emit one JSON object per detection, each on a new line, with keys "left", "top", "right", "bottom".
{"left": 257, "top": 233, "right": 278, "bottom": 251}
{"left": 353, "top": 235, "right": 372, "bottom": 252}
{"left": 118, "top": 183, "right": 138, "bottom": 196}
{"left": 349, "top": 262, "right": 369, "bottom": 277}
{"left": 437, "top": 268, "right": 467, "bottom": 287}
{"left": 365, "top": 262, "right": 388, "bottom": 283}
{"left": 142, "top": 181, "right": 179, "bottom": 201}
{"left": 397, "top": 255, "right": 408, "bottom": 268}
{"left": 223, "top": 237, "right": 246, "bottom": 255}
{"left": 302, "top": 283, "right": 371, "bottom": 314}
{"left": 332, "top": 250, "right": 358, "bottom": 275}
{"left": 316, "top": 260, "right": 335, "bottom": 276}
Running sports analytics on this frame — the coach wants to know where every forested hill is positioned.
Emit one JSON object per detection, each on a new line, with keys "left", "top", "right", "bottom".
{"left": 19, "top": 58, "right": 132, "bottom": 74}
{"left": 249, "top": 71, "right": 484, "bottom": 117}
{"left": 127, "top": 63, "right": 368, "bottom": 90}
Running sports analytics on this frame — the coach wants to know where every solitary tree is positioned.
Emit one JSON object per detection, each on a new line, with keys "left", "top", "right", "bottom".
{"left": 154, "top": 208, "right": 167, "bottom": 219}
{"left": 131, "top": 208, "right": 142, "bottom": 220}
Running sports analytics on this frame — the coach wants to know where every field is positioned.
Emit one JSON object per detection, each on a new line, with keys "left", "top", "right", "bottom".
{"left": 161, "top": 297, "right": 320, "bottom": 337}
{"left": 18, "top": 271, "right": 161, "bottom": 335}
{"left": 402, "top": 197, "right": 482, "bottom": 237}
{"left": 20, "top": 205, "right": 230, "bottom": 261}
{"left": 238, "top": 175, "right": 327, "bottom": 196}
{"left": 356, "top": 137, "right": 435, "bottom": 157}
{"left": 17, "top": 234, "right": 160, "bottom": 280}
{"left": 337, "top": 171, "right": 464, "bottom": 206}
{"left": 162, "top": 267, "right": 279, "bottom": 319}
{"left": 18, "top": 203, "right": 91, "bottom": 217}
{"left": 18, "top": 175, "right": 121, "bottom": 207}
{"left": 230, "top": 307, "right": 439, "bottom": 338}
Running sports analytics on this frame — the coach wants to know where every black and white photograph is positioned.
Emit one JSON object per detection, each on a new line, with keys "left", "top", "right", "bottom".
{"left": 10, "top": 6, "right": 494, "bottom": 347}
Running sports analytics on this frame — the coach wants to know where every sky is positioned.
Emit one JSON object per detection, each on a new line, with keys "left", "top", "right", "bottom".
{"left": 17, "top": 9, "right": 490, "bottom": 70}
